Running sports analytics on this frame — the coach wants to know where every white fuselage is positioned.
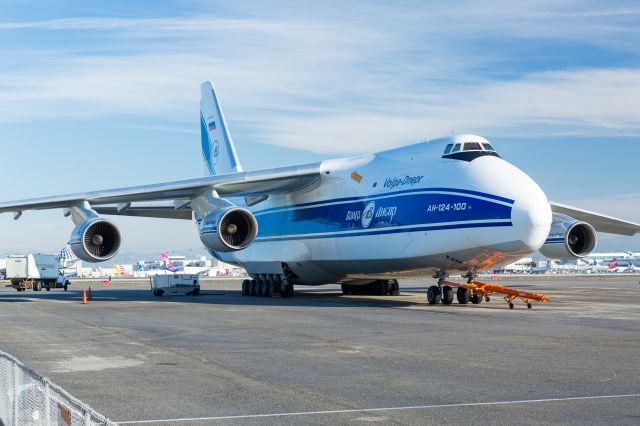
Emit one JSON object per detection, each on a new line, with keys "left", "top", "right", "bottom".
{"left": 208, "top": 136, "right": 552, "bottom": 285}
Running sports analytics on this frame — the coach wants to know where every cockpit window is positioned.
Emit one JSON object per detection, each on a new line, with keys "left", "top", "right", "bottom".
{"left": 463, "top": 142, "right": 483, "bottom": 151}
{"left": 441, "top": 140, "right": 501, "bottom": 161}
{"left": 444, "top": 144, "right": 453, "bottom": 155}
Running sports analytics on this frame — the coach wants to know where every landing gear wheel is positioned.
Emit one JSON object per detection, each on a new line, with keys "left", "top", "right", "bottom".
{"left": 46, "top": 287, "right": 51, "bottom": 292}
{"left": 456, "top": 287, "right": 470, "bottom": 304}
{"left": 527, "top": 302, "right": 532, "bottom": 309}
{"left": 257, "top": 280, "right": 265, "bottom": 297}
{"left": 272, "top": 279, "right": 282, "bottom": 297}
{"left": 441, "top": 286, "right": 454, "bottom": 305}
{"left": 427, "top": 286, "right": 441, "bottom": 305}
{"left": 485, "top": 296, "right": 491, "bottom": 302}
{"left": 283, "top": 284, "right": 294, "bottom": 298}
{"left": 265, "top": 281, "right": 273, "bottom": 298}
{"left": 471, "top": 292, "right": 483, "bottom": 304}
{"left": 509, "top": 302, "right": 514, "bottom": 309}
{"left": 341, "top": 284, "right": 351, "bottom": 295}
{"left": 249, "top": 280, "right": 257, "bottom": 296}
{"left": 241, "top": 280, "right": 250, "bottom": 296}
{"left": 63, "top": 283, "right": 68, "bottom": 292}
{"left": 389, "top": 280, "right": 400, "bottom": 296}
{"left": 375, "top": 280, "right": 387, "bottom": 296}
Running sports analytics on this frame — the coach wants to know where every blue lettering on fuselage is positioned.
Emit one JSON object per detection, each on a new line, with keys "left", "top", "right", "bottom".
{"left": 383, "top": 175, "right": 424, "bottom": 189}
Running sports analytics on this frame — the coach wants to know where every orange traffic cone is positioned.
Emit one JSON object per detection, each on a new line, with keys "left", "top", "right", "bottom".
{"left": 87, "top": 287, "right": 92, "bottom": 301}
{"left": 82, "top": 290, "right": 88, "bottom": 304}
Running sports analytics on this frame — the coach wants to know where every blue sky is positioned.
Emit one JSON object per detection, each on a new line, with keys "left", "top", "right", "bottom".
{"left": 0, "top": 0, "right": 639, "bottom": 258}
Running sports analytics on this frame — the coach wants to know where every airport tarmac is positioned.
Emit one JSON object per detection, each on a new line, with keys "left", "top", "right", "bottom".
{"left": 1, "top": 277, "right": 639, "bottom": 425}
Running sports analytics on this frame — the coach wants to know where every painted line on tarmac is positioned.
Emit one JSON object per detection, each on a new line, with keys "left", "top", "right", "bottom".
{"left": 118, "top": 393, "right": 640, "bottom": 424}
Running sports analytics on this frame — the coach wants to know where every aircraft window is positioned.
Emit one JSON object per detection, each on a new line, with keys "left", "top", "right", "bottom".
{"left": 482, "top": 143, "right": 495, "bottom": 151}
{"left": 451, "top": 143, "right": 461, "bottom": 153}
{"left": 463, "top": 142, "right": 482, "bottom": 151}
{"left": 444, "top": 144, "right": 453, "bottom": 155}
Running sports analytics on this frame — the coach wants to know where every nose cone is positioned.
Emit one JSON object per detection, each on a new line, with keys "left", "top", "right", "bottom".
{"left": 468, "top": 157, "right": 552, "bottom": 252}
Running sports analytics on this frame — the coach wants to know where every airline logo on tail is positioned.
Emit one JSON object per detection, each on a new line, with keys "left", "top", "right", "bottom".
{"left": 161, "top": 252, "right": 178, "bottom": 272}
{"left": 608, "top": 258, "right": 618, "bottom": 269}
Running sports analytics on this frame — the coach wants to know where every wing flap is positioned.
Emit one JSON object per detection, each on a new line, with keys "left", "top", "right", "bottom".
{"left": 550, "top": 202, "right": 640, "bottom": 236}
{"left": 0, "top": 162, "right": 321, "bottom": 214}
{"left": 93, "top": 206, "right": 193, "bottom": 220}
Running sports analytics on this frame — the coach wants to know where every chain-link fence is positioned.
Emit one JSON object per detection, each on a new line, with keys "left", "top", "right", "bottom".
{"left": 0, "top": 350, "right": 116, "bottom": 426}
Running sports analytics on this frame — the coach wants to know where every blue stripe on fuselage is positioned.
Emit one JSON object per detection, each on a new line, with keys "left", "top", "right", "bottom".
{"left": 253, "top": 187, "right": 513, "bottom": 216}
{"left": 252, "top": 191, "right": 513, "bottom": 241}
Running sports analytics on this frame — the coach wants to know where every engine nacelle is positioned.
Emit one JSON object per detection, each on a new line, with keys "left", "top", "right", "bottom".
{"left": 539, "top": 214, "right": 597, "bottom": 260}
{"left": 199, "top": 207, "right": 258, "bottom": 252}
{"left": 69, "top": 218, "right": 122, "bottom": 262}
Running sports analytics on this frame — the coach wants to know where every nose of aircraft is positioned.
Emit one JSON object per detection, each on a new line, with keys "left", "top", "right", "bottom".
{"left": 468, "top": 156, "right": 552, "bottom": 252}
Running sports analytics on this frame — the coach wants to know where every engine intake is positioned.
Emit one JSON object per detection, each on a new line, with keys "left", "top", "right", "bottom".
{"left": 69, "top": 218, "right": 122, "bottom": 262}
{"left": 199, "top": 207, "right": 258, "bottom": 252}
{"left": 539, "top": 214, "right": 597, "bottom": 260}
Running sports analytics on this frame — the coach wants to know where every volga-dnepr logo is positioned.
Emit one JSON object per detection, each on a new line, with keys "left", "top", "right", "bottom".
{"left": 361, "top": 201, "right": 375, "bottom": 229}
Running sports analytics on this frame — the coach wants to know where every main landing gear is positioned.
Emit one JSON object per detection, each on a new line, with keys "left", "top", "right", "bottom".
{"left": 341, "top": 279, "right": 400, "bottom": 296}
{"left": 241, "top": 275, "right": 294, "bottom": 298}
{"left": 427, "top": 272, "right": 549, "bottom": 309}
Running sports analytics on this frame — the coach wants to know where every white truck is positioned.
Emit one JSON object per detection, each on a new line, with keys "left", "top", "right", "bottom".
{"left": 151, "top": 274, "right": 200, "bottom": 296}
{"left": 5, "top": 254, "right": 70, "bottom": 292}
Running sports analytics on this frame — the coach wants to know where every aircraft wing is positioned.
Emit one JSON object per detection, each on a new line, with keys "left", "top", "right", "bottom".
{"left": 0, "top": 162, "right": 321, "bottom": 219}
{"left": 550, "top": 202, "right": 640, "bottom": 236}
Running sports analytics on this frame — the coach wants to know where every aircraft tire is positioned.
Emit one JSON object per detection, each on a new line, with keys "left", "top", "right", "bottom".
{"left": 456, "top": 287, "right": 470, "bottom": 304}
{"left": 283, "top": 284, "right": 294, "bottom": 297}
{"left": 265, "top": 281, "right": 273, "bottom": 297}
{"left": 427, "top": 286, "right": 441, "bottom": 305}
{"left": 249, "top": 280, "right": 257, "bottom": 296}
{"left": 375, "top": 281, "right": 387, "bottom": 296}
{"left": 341, "top": 284, "right": 351, "bottom": 295}
{"left": 241, "top": 280, "right": 250, "bottom": 296}
{"left": 471, "top": 292, "right": 483, "bottom": 304}
{"left": 441, "top": 286, "right": 454, "bottom": 305}
{"left": 389, "top": 280, "right": 400, "bottom": 296}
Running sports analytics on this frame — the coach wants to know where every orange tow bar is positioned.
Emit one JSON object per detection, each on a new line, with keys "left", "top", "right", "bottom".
{"left": 444, "top": 280, "right": 549, "bottom": 309}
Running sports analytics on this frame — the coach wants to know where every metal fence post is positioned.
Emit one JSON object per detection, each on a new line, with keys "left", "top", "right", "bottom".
{"left": 12, "top": 360, "right": 19, "bottom": 426}
{"left": 44, "top": 380, "right": 51, "bottom": 426}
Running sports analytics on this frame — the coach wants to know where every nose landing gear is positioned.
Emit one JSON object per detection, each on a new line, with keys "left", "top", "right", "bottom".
{"left": 428, "top": 272, "right": 548, "bottom": 309}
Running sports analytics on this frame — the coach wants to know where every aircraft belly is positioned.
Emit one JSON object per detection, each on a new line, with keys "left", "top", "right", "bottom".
{"left": 227, "top": 226, "right": 531, "bottom": 285}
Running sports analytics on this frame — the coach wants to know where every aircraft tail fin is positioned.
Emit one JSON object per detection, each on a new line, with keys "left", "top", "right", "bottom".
{"left": 161, "top": 252, "right": 178, "bottom": 272}
{"left": 200, "top": 81, "right": 243, "bottom": 175}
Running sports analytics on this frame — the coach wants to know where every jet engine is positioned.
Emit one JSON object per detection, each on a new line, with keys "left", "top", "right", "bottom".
{"left": 199, "top": 207, "right": 258, "bottom": 252}
{"left": 69, "top": 218, "right": 122, "bottom": 262}
{"left": 539, "top": 214, "right": 597, "bottom": 260}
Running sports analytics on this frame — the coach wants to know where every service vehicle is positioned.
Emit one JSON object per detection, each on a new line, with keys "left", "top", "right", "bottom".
{"left": 151, "top": 274, "right": 200, "bottom": 296}
{"left": 5, "top": 254, "right": 70, "bottom": 292}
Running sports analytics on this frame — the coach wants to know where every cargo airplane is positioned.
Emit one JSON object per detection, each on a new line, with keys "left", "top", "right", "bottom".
{"left": 1, "top": 82, "right": 639, "bottom": 306}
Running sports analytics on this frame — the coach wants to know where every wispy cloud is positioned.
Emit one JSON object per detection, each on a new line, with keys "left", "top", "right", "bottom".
{"left": 1, "top": 3, "right": 640, "bottom": 155}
